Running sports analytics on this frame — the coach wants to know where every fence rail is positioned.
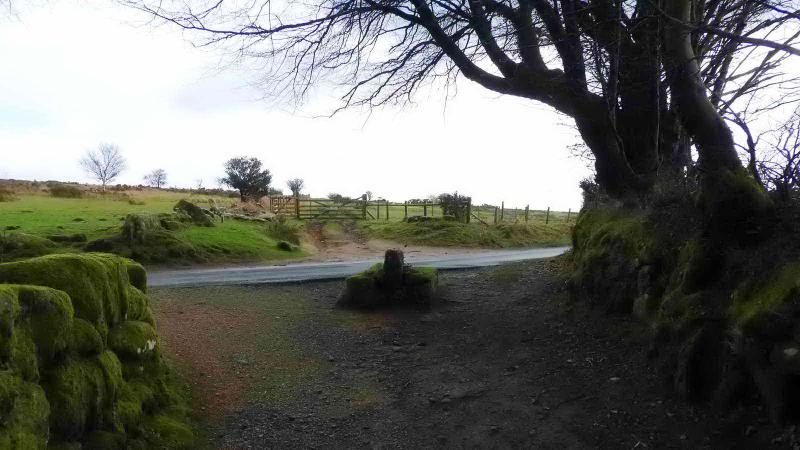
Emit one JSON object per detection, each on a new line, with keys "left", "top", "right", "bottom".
{"left": 268, "top": 195, "right": 574, "bottom": 224}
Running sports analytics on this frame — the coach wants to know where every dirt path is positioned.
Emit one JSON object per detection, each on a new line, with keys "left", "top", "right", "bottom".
{"left": 150, "top": 260, "right": 790, "bottom": 449}
{"left": 300, "top": 220, "right": 493, "bottom": 263}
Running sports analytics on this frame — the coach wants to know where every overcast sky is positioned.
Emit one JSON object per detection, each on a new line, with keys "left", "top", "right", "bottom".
{"left": 0, "top": 0, "right": 591, "bottom": 210}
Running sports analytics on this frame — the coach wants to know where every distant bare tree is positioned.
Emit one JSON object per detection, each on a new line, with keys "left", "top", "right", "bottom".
{"left": 759, "top": 108, "right": 800, "bottom": 201}
{"left": 287, "top": 178, "right": 304, "bottom": 197}
{"left": 143, "top": 169, "right": 168, "bottom": 188}
{"left": 365, "top": 191, "right": 374, "bottom": 201}
{"left": 80, "top": 143, "right": 126, "bottom": 191}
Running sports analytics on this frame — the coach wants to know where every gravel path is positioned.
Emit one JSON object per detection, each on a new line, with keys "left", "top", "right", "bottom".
{"left": 151, "top": 259, "right": 790, "bottom": 449}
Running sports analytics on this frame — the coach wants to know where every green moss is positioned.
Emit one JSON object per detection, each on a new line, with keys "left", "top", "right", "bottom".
{"left": 0, "top": 232, "right": 56, "bottom": 262}
{"left": 126, "top": 287, "right": 148, "bottom": 323}
{"left": 404, "top": 266, "right": 437, "bottom": 285}
{"left": 141, "top": 307, "right": 156, "bottom": 328}
{"left": 97, "top": 351, "right": 123, "bottom": 403}
{"left": 670, "top": 237, "right": 719, "bottom": 293}
{"left": 108, "top": 321, "right": 158, "bottom": 360}
{"left": 0, "top": 371, "right": 50, "bottom": 449}
{"left": 16, "top": 285, "right": 73, "bottom": 364}
{"left": 139, "top": 414, "right": 196, "bottom": 450}
{"left": 83, "top": 430, "right": 126, "bottom": 450}
{"left": 572, "top": 208, "right": 650, "bottom": 260}
{"left": 0, "top": 285, "right": 21, "bottom": 363}
{"left": 700, "top": 168, "right": 772, "bottom": 234}
{"left": 360, "top": 219, "right": 571, "bottom": 248}
{"left": 124, "top": 261, "right": 147, "bottom": 293}
{"left": 0, "top": 253, "right": 130, "bottom": 329}
{"left": 71, "top": 319, "right": 102, "bottom": 356}
{"left": 729, "top": 262, "right": 800, "bottom": 328}
{"left": 10, "top": 326, "right": 38, "bottom": 382}
{"left": 115, "top": 380, "right": 151, "bottom": 428}
{"left": 44, "top": 358, "right": 109, "bottom": 439}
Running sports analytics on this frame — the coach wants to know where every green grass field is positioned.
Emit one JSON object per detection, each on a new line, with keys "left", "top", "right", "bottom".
{"left": 362, "top": 202, "right": 573, "bottom": 225}
{"left": 1, "top": 185, "right": 574, "bottom": 265}
{"left": 359, "top": 219, "right": 571, "bottom": 248}
{"left": 0, "top": 190, "right": 306, "bottom": 266}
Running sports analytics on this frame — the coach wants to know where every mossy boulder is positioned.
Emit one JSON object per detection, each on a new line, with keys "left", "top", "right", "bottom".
{"left": 174, "top": 199, "right": 214, "bottom": 227}
{"left": 109, "top": 321, "right": 159, "bottom": 360}
{"left": 338, "top": 250, "right": 438, "bottom": 309}
{"left": 0, "top": 371, "right": 50, "bottom": 449}
{"left": 124, "top": 260, "right": 147, "bottom": 293}
{"left": 44, "top": 357, "right": 114, "bottom": 438}
{"left": 569, "top": 208, "right": 652, "bottom": 314}
{"left": 1, "top": 285, "right": 74, "bottom": 381}
{"left": 0, "top": 253, "right": 196, "bottom": 448}
{"left": 0, "top": 232, "right": 55, "bottom": 261}
{"left": 139, "top": 414, "right": 196, "bottom": 449}
{"left": 71, "top": 319, "right": 103, "bottom": 356}
{"left": 0, "top": 253, "right": 130, "bottom": 330}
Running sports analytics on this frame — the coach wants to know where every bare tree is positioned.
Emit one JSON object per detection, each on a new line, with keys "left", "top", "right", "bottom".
{"left": 287, "top": 178, "right": 305, "bottom": 197}
{"left": 80, "top": 143, "right": 126, "bottom": 190}
{"left": 365, "top": 191, "right": 374, "bottom": 202}
{"left": 126, "top": 0, "right": 800, "bottom": 215}
{"left": 143, "top": 169, "right": 168, "bottom": 188}
{"left": 758, "top": 107, "right": 800, "bottom": 201}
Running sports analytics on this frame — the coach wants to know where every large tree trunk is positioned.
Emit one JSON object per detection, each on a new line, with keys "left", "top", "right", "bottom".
{"left": 573, "top": 102, "right": 660, "bottom": 202}
{"left": 662, "top": 0, "right": 771, "bottom": 234}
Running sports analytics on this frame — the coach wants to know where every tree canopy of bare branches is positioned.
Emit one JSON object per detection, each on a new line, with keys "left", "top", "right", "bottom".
{"left": 127, "top": 0, "right": 800, "bottom": 207}
{"left": 144, "top": 168, "right": 168, "bottom": 188}
{"left": 287, "top": 178, "right": 305, "bottom": 196}
{"left": 80, "top": 143, "right": 127, "bottom": 190}
{"left": 759, "top": 107, "right": 800, "bottom": 200}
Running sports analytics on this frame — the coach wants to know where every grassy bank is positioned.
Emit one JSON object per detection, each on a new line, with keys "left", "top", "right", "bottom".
{"left": 0, "top": 190, "right": 305, "bottom": 265}
{"left": 359, "top": 219, "right": 571, "bottom": 248}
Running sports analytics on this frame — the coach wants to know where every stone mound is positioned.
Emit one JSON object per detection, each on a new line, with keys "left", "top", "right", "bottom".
{"left": 0, "top": 253, "right": 195, "bottom": 449}
{"left": 338, "top": 249, "right": 438, "bottom": 309}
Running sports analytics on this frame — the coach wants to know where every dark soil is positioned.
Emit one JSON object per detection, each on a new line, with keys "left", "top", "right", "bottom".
{"left": 150, "top": 259, "right": 797, "bottom": 449}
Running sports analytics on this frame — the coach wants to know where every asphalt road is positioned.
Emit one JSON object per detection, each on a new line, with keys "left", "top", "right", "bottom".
{"left": 148, "top": 246, "right": 570, "bottom": 288}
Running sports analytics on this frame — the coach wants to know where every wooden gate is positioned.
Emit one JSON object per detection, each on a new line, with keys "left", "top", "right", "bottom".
{"left": 270, "top": 196, "right": 366, "bottom": 220}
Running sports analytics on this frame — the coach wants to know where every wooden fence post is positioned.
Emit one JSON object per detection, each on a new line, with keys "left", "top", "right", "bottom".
{"left": 494, "top": 206, "right": 498, "bottom": 224}
{"left": 376, "top": 203, "right": 380, "bottom": 220}
{"left": 545, "top": 207, "right": 550, "bottom": 224}
{"left": 525, "top": 205, "right": 529, "bottom": 222}
{"left": 295, "top": 196, "right": 300, "bottom": 220}
{"left": 567, "top": 208, "right": 571, "bottom": 222}
{"left": 500, "top": 201, "right": 505, "bottom": 222}
{"left": 404, "top": 201, "right": 408, "bottom": 220}
{"left": 386, "top": 201, "right": 389, "bottom": 221}
{"left": 362, "top": 198, "right": 367, "bottom": 220}
{"left": 424, "top": 201, "right": 428, "bottom": 217}
{"left": 466, "top": 197, "right": 472, "bottom": 224}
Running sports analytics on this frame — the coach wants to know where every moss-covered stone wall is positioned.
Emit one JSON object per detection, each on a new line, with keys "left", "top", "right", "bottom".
{"left": 570, "top": 206, "right": 800, "bottom": 422}
{"left": 0, "top": 253, "right": 196, "bottom": 449}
